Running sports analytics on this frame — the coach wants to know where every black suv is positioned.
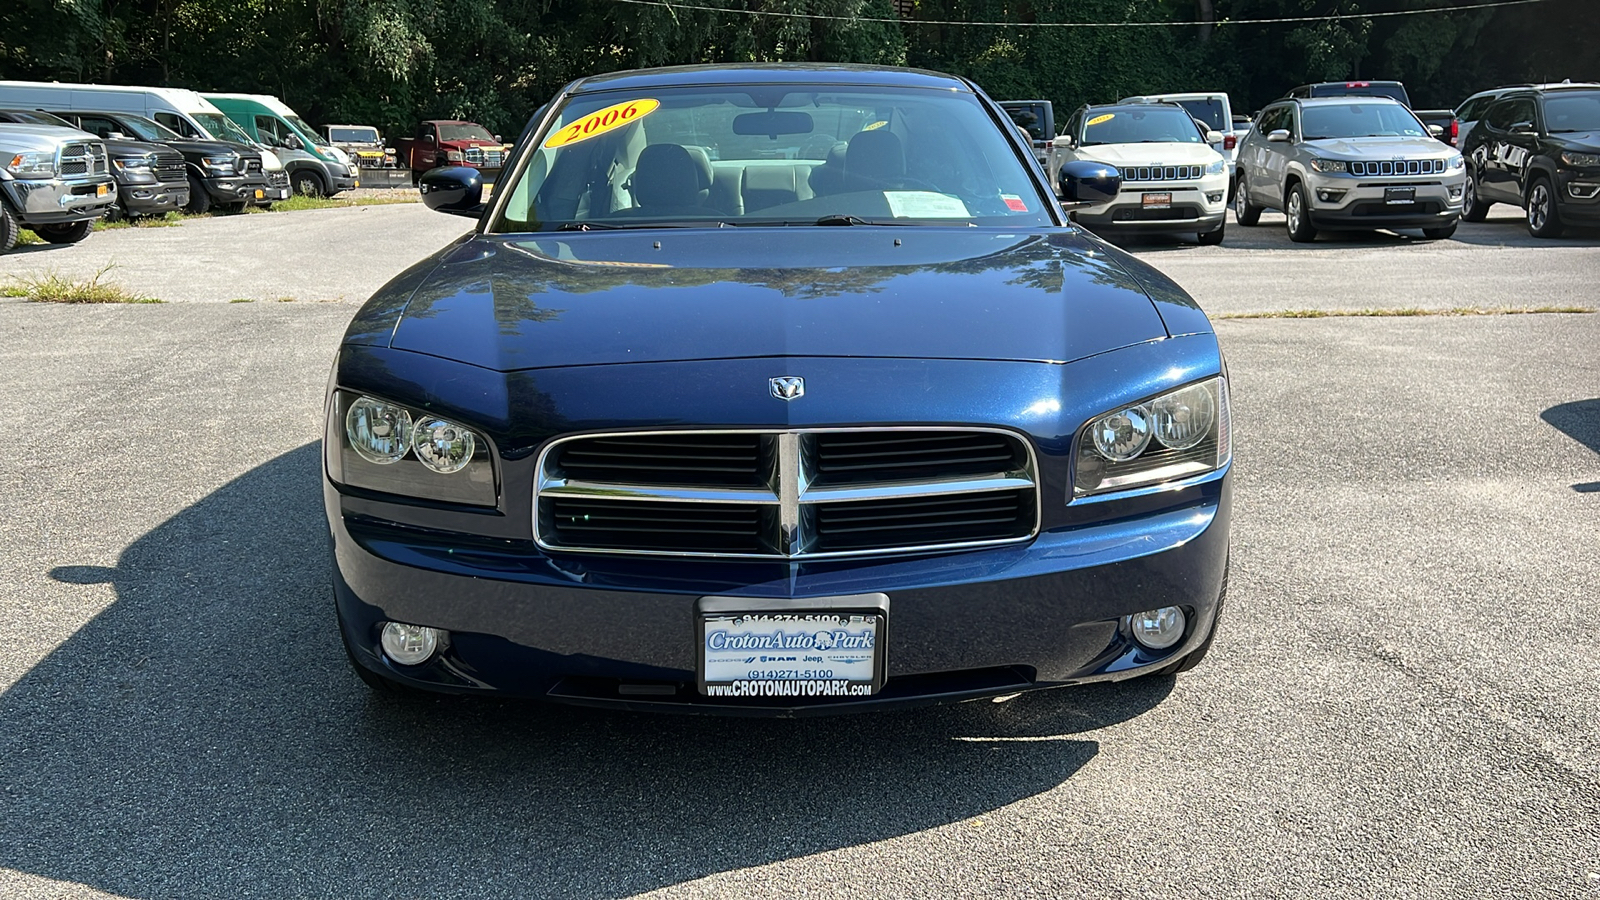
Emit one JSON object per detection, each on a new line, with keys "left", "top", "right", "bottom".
{"left": 1459, "top": 84, "right": 1600, "bottom": 236}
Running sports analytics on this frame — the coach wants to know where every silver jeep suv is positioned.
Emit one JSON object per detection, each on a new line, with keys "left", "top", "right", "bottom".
{"left": 1233, "top": 96, "right": 1465, "bottom": 242}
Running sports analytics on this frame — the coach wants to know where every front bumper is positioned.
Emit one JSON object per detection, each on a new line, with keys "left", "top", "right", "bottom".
{"left": 1, "top": 177, "right": 117, "bottom": 225}
{"left": 202, "top": 175, "right": 273, "bottom": 205}
{"left": 330, "top": 472, "right": 1231, "bottom": 715}
{"left": 1072, "top": 174, "right": 1230, "bottom": 235}
{"left": 1556, "top": 168, "right": 1600, "bottom": 225}
{"left": 1304, "top": 169, "right": 1465, "bottom": 230}
{"left": 120, "top": 180, "right": 190, "bottom": 216}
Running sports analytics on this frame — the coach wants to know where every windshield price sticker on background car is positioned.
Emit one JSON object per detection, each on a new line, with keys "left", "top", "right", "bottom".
{"left": 1087, "top": 113, "right": 1116, "bottom": 126}
{"left": 701, "top": 613, "right": 882, "bottom": 698}
{"left": 542, "top": 99, "right": 660, "bottom": 150}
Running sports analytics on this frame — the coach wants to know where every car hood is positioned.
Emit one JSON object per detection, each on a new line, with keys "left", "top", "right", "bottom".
{"left": 1302, "top": 136, "right": 1456, "bottom": 158}
{"left": 372, "top": 228, "right": 1184, "bottom": 372}
{"left": 1553, "top": 133, "right": 1600, "bottom": 151}
{"left": 1076, "top": 143, "right": 1221, "bottom": 165}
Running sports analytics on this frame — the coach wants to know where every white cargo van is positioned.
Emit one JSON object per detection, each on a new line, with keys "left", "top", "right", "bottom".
{"left": 0, "top": 81, "right": 291, "bottom": 200}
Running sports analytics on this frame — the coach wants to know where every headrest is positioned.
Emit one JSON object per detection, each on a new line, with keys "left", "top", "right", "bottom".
{"left": 845, "top": 129, "right": 905, "bottom": 181}
{"left": 632, "top": 143, "right": 705, "bottom": 208}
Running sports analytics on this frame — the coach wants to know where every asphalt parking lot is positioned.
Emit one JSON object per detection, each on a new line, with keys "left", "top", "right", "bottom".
{"left": 1, "top": 206, "right": 1597, "bottom": 898}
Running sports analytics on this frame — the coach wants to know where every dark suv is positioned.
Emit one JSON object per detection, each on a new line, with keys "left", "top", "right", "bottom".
{"left": 1459, "top": 84, "right": 1600, "bottom": 236}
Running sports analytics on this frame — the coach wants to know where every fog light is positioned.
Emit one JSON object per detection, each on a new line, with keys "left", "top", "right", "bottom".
{"left": 1316, "top": 189, "right": 1346, "bottom": 203}
{"left": 1129, "top": 606, "right": 1186, "bottom": 650}
{"left": 380, "top": 621, "right": 443, "bottom": 666}
{"left": 1206, "top": 191, "right": 1224, "bottom": 203}
{"left": 1570, "top": 182, "right": 1600, "bottom": 199}
{"left": 1449, "top": 186, "right": 1464, "bottom": 199}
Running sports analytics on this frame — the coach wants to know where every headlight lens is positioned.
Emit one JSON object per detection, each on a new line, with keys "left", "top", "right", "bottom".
{"left": 1561, "top": 150, "right": 1600, "bottom": 168}
{"left": 112, "top": 154, "right": 157, "bottom": 178}
{"left": 1446, "top": 153, "right": 1466, "bottom": 170}
{"left": 1205, "top": 158, "right": 1226, "bottom": 175}
{"left": 1075, "top": 377, "right": 1230, "bottom": 497}
{"left": 330, "top": 392, "right": 496, "bottom": 506}
{"left": 1310, "top": 158, "right": 1348, "bottom": 174}
{"left": 446, "top": 150, "right": 465, "bottom": 162}
{"left": 5, "top": 151, "right": 56, "bottom": 178}
{"left": 202, "top": 155, "right": 237, "bottom": 175}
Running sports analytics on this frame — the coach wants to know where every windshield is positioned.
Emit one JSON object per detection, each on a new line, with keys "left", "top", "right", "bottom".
{"left": 1080, "top": 107, "right": 1204, "bottom": 145}
{"left": 494, "top": 85, "right": 1050, "bottom": 232}
{"left": 194, "top": 113, "right": 254, "bottom": 144}
{"left": 115, "top": 114, "right": 184, "bottom": 142}
{"left": 329, "top": 127, "right": 379, "bottom": 143}
{"left": 440, "top": 123, "right": 496, "bottom": 142}
{"left": 4, "top": 110, "right": 74, "bottom": 128}
{"left": 1175, "top": 99, "right": 1227, "bottom": 132}
{"left": 1543, "top": 92, "right": 1600, "bottom": 133}
{"left": 1301, "top": 103, "right": 1427, "bottom": 140}
{"left": 285, "top": 115, "right": 329, "bottom": 145}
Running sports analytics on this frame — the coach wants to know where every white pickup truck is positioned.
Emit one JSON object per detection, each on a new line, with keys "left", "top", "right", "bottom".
{"left": 0, "top": 123, "right": 118, "bottom": 252}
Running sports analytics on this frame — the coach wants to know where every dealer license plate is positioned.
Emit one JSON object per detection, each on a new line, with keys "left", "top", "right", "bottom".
{"left": 95, "top": 183, "right": 109, "bottom": 197}
{"left": 698, "top": 594, "right": 887, "bottom": 699}
{"left": 1385, "top": 187, "right": 1416, "bottom": 205}
{"left": 254, "top": 189, "right": 266, "bottom": 200}
{"left": 1142, "top": 191, "right": 1172, "bottom": 208}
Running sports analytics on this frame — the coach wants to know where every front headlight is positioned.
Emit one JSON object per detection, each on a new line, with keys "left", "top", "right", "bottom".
{"left": 1561, "top": 150, "right": 1600, "bottom": 168}
{"left": 1310, "top": 158, "right": 1348, "bottom": 174}
{"left": 202, "top": 155, "right": 237, "bottom": 176}
{"left": 1446, "top": 154, "right": 1466, "bottom": 170}
{"left": 112, "top": 154, "right": 157, "bottom": 179}
{"left": 1074, "top": 377, "right": 1230, "bottom": 497}
{"left": 330, "top": 392, "right": 496, "bottom": 506}
{"left": 446, "top": 150, "right": 465, "bottom": 162}
{"left": 1205, "top": 158, "right": 1226, "bottom": 175}
{"left": 5, "top": 151, "right": 56, "bottom": 178}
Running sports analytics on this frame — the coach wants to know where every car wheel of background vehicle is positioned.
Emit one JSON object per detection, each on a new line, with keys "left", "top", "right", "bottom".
{"left": 104, "top": 203, "right": 127, "bottom": 225}
{"left": 1525, "top": 178, "right": 1564, "bottom": 238}
{"left": 1461, "top": 167, "right": 1489, "bottom": 222}
{"left": 1285, "top": 183, "right": 1317, "bottom": 242}
{"left": 36, "top": 221, "right": 93, "bottom": 244}
{"left": 1197, "top": 221, "right": 1225, "bottom": 246}
{"left": 1233, "top": 176, "right": 1261, "bottom": 225}
{"left": 0, "top": 202, "right": 19, "bottom": 253}
{"left": 1161, "top": 559, "right": 1227, "bottom": 676}
{"left": 1422, "top": 221, "right": 1458, "bottom": 240}
{"left": 184, "top": 175, "right": 212, "bottom": 215}
{"left": 293, "top": 170, "right": 327, "bottom": 198}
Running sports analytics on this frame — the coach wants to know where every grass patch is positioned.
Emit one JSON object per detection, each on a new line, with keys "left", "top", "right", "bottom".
{"left": 15, "top": 229, "right": 44, "bottom": 247}
{"left": 245, "top": 193, "right": 417, "bottom": 214}
{"left": 228, "top": 297, "right": 256, "bottom": 303}
{"left": 1217, "top": 306, "right": 1593, "bottom": 319}
{"left": 3, "top": 265, "right": 159, "bottom": 304}
{"left": 96, "top": 212, "right": 191, "bottom": 231}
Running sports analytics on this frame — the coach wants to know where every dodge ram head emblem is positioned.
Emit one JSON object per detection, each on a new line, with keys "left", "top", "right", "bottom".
{"left": 769, "top": 376, "right": 805, "bottom": 400}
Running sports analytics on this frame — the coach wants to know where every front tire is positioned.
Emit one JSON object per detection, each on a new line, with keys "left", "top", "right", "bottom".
{"left": 1198, "top": 221, "right": 1226, "bottom": 245}
{"left": 184, "top": 174, "right": 212, "bottom": 215}
{"left": 1526, "top": 177, "right": 1564, "bottom": 238}
{"left": 1461, "top": 166, "right": 1489, "bottom": 222}
{"left": 1233, "top": 175, "right": 1261, "bottom": 225}
{"left": 1285, "top": 182, "right": 1317, "bottom": 243}
{"left": 0, "top": 202, "right": 19, "bottom": 253}
{"left": 293, "top": 170, "right": 327, "bottom": 198}
{"left": 36, "top": 220, "right": 92, "bottom": 244}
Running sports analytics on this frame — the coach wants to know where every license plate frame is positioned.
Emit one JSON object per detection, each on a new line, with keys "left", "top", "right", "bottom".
{"left": 1384, "top": 187, "right": 1416, "bottom": 205}
{"left": 696, "top": 593, "right": 888, "bottom": 699}
{"left": 1142, "top": 191, "right": 1173, "bottom": 209}
{"left": 95, "top": 183, "right": 109, "bottom": 197}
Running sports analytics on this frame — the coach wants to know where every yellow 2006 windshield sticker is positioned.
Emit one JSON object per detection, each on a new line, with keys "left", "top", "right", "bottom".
{"left": 1086, "top": 113, "right": 1115, "bottom": 126}
{"left": 863, "top": 120, "right": 889, "bottom": 131}
{"left": 543, "top": 99, "right": 660, "bottom": 149}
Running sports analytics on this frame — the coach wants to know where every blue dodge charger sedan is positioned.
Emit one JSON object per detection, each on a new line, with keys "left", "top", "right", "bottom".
{"left": 326, "top": 64, "right": 1232, "bottom": 714}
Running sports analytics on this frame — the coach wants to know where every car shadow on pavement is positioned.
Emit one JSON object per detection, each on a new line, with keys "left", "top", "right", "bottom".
{"left": 1542, "top": 399, "right": 1600, "bottom": 492}
{"left": 0, "top": 442, "right": 1171, "bottom": 899}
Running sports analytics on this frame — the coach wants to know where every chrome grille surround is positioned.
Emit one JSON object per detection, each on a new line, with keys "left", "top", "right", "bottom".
{"left": 58, "top": 142, "right": 108, "bottom": 179}
{"left": 1123, "top": 165, "right": 1202, "bottom": 183}
{"left": 1349, "top": 158, "right": 1445, "bottom": 177}
{"left": 534, "top": 427, "right": 1041, "bottom": 559}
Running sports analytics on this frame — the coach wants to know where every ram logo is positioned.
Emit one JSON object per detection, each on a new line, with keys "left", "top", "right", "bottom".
{"left": 769, "top": 376, "right": 805, "bottom": 400}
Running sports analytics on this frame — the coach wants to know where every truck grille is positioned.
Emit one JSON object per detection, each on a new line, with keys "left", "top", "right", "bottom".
{"left": 464, "top": 147, "right": 504, "bottom": 167}
{"left": 241, "top": 158, "right": 263, "bottom": 174}
{"left": 58, "top": 142, "right": 108, "bottom": 178}
{"left": 155, "top": 154, "right": 186, "bottom": 183}
{"left": 1123, "top": 165, "right": 1202, "bottom": 182}
{"left": 1349, "top": 158, "right": 1445, "bottom": 177}
{"left": 537, "top": 428, "right": 1038, "bottom": 559}
{"left": 267, "top": 170, "right": 290, "bottom": 188}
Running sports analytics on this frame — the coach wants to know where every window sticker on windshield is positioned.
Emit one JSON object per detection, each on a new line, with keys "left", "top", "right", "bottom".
{"left": 1001, "top": 194, "right": 1028, "bottom": 212}
{"left": 884, "top": 192, "right": 971, "bottom": 218}
{"left": 863, "top": 120, "right": 889, "bottom": 131}
{"left": 1086, "top": 113, "right": 1116, "bottom": 126}
{"left": 543, "top": 99, "right": 661, "bottom": 150}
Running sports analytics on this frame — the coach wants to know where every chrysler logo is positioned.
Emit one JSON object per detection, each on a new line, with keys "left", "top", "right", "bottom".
{"left": 769, "top": 376, "right": 805, "bottom": 401}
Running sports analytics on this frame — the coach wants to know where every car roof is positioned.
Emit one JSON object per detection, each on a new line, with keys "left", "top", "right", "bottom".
{"left": 1121, "top": 92, "right": 1229, "bottom": 102}
{"left": 1290, "top": 95, "right": 1407, "bottom": 108}
{"left": 569, "top": 63, "right": 972, "bottom": 94}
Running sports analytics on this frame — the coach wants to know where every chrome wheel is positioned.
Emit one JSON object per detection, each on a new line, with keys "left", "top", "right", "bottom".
{"left": 1235, "top": 184, "right": 1247, "bottom": 218}
{"left": 1464, "top": 175, "right": 1475, "bottom": 210}
{"left": 1287, "top": 191, "right": 1302, "bottom": 232}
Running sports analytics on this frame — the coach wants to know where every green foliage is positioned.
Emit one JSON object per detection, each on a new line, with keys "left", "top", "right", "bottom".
{"left": 0, "top": 0, "right": 1591, "bottom": 136}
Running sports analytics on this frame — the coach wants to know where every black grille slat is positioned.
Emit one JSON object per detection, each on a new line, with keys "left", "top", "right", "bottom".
{"left": 553, "top": 433, "right": 764, "bottom": 486}
{"left": 813, "top": 432, "right": 1021, "bottom": 485}
{"left": 812, "top": 489, "right": 1033, "bottom": 552}
{"left": 547, "top": 498, "right": 766, "bottom": 552}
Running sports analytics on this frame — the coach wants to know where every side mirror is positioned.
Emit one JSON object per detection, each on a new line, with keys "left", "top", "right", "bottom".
{"left": 494, "top": 134, "right": 502, "bottom": 143}
{"left": 419, "top": 165, "right": 484, "bottom": 218}
{"left": 108, "top": 131, "right": 128, "bottom": 141}
{"left": 1427, "top": 124, "right": 1444, "bottom": 137}
{"left": 1057, "top": 159, "right": 1121, "bottom": 205}
{"left": 424, "top": 134, "right": 437, "bottom": 144}
{"left": 1051, "top": 134, "right": 1075, "bottom": 149}
{"left": 1267, "top": 129, "right": 1291, "bottom": 143}
{"left": 1205, "top": 130, "right": 1224, "bottom": 144}
{"left": 1509, "top": 121, "right": 1536, "bottom": 135}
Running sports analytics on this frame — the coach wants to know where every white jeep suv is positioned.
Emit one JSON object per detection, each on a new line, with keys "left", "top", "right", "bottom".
{"left": 1049, "top": 102, "right": 1230, "bottom": 245}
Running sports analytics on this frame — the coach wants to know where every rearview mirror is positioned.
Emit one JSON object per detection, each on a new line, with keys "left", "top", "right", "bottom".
{"left": 1057, "top": 159, "right": 1121, "bottom": 206}
{"left": 732, "top": 111, "right": 814, "bottom": 137}
{"left": 419, "top": 165, "right": 484, "bottom": 218}
{"left": 1267, "top": 129, "right": 1291, "bottom": 143}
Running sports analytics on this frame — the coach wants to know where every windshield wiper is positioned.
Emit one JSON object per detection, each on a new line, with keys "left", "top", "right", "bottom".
{"left": 815, "top": 214, "right": 913, "bottom": 226}
{"left": 555, "top": 221, "right": 734, "bottom": 231}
